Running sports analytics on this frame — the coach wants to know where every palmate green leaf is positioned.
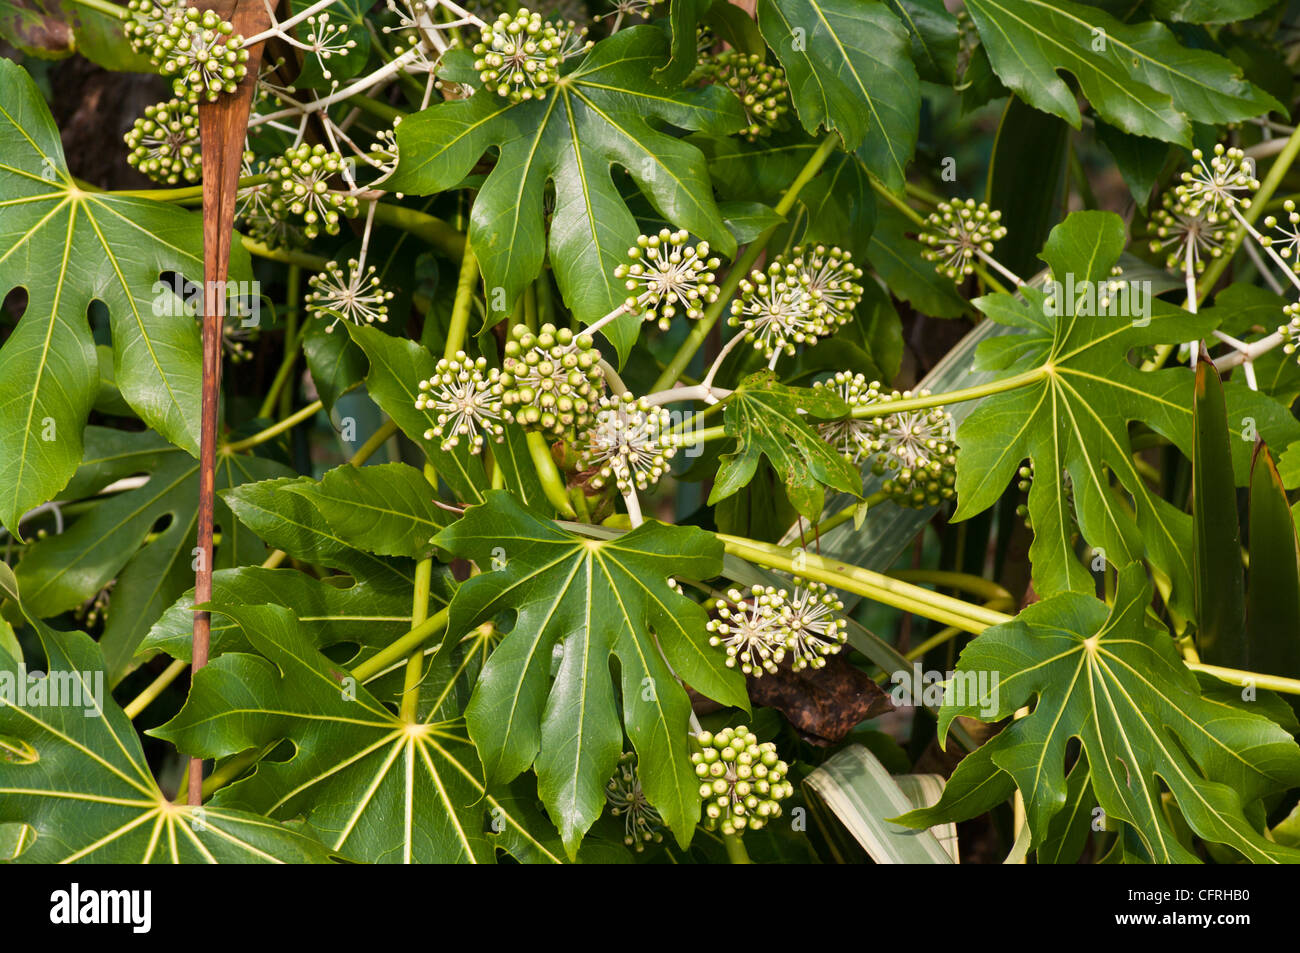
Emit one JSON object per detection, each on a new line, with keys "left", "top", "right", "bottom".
{"left": 13, "top": 427, "right": 290, "bottom": 683}
{"left": 954, "top": 211, "right": 1300, "bottom": 614}
{"left": 710, "top": 370, "right": 862, "bottom": 521}
{"left": 139, "top": 566, "right": 443, "bottom": 672}
{"left": 963, "top": 0, "right": 1282, "bottom": 145}
{"left": 434, "top": 490, "right": 747, "bottom": 855}
{"left": 222, "top": 475, "right": 418, "bottom": 591}
{"left": 284, "top": 463, "right": 446, "bottom": 560}
{"left": 897, "top": 564, "right": 1300, "bottom": 863}
{"left": 884, "top": 0, "right": 959, "bottom": 86}
{"left": 0, "top": 59, "right": 253, "bottom": 533}
{"left": 389, "top": 26, "right": 744, "bottom": 363}
{"left": 757, "top": 0, "right": 919, "bottom": 191}
{"left": 0, "top": 570, "right": 333, "bottom": 864}
{"left": 153, "top": 602, "right": 563, "bottom": 864}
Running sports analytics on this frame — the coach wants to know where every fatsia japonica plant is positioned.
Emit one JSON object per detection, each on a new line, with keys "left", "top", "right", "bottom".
{"left": 3, "top": 0, "right": 1300, "bottom": 869}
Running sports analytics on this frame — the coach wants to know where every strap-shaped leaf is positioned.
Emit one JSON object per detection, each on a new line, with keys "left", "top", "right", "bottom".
{"left": 153, "top": 602, "right": 559, "bottom": 863}
{"left": 897, "top": 563, "right": 1300, "bottom": 863}
{"left": 963, "top": 0, "right": 1281, "bottom": 144}
{"left": 955, "top": 211, "right": 1300, "bottom": 613}
{"left": 0, "top": 59, "right": 253, "bottom": 533}
{"left": 434, "top": 490, "right": 747, "bottom": 855}
{"left": 389, "top": 26, "right": 744, "bottom": 363}
{"left": 711, "top": 370, "right": 863, "bottom": 521}
{"left": 757, "top": 0, "right": 920, "bottom": 191}
{"left": 0, "top": 569, "right": 333, "bottom": 864}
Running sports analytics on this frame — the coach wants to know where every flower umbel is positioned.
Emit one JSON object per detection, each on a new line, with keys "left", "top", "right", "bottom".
{"left": 580, "top": 393, "right": 675, "bottom": 492}
{"left": 729, "top": 245, "right": 863, "bottom": 359}
{"left": 124, "top": 99, "right": 201, "bottom": 185}
{"left": 783, "top": 580, "right": 847, "bottom": 672}
{"left": 920, "top": 199, "right": 1007, "bottom": 281}
{"left": 1262, "top": 200, "right": 1300, "bottom": 273}
{"left": 150, "top": 6, "right": 249, "bottom": 104}
{"left": 605, "top": 752, "right": 664, "bottom": 852}
{"left": 706, "top": 585, "right": 788, "bottom": 676}
{"left": 701, "top": 51, "right": 789, "bottom": 141}
{"left": 472, "top": 9, "right": 591, "bottom": 103}
{"left": 125, "top": 0, "right": 184, "bottom": 55}
{"left": 614, "top": 229, "right": 721, "bottom": 331}
{"left": 866, "top": 390, "right": 958, "bottom": 508}
{"left": 417, "top": 353, "right": 506, "bottom": 454}
{"left": 1175, "top": 144, "right": 1259, "bottom": 217}
{"left": 500, "top": 322, "right": 605, "bottom": 439}
{"left": 692, "top": 726, "right": 792, "bottom": 836}
{"left": 1280, "top": 302, "right": 1300, "bottom": 363}
{"left": 267, "top": 144, "right": 360, "bottom": 239}
{"left": 814, "top": 371, "right": 883, "bottom": 463}
{"left": 305, "top": 259, "right": 393, "bottom": 332}
{"left": 1149, "top": 191, "right": 1238, "bottom": 275}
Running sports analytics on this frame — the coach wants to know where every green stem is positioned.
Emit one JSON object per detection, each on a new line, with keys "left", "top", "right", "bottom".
{"left": 346, "top": 93, "right": 405, "bottom": 123}
{"left": 111, "top": 173, "right": 268, "bottom": 203}
{"left": 242, "top": 236, "right": 330, "bottom": 270}
{"left": 353, "top": 608, "right": 449, "bottom": 686}
{"left": 122, "top": 659, "right": 188, "bottom": 720}
{"left": 223, "top": 400, "right": 323, "bottom": 453}
{"left": 370, "top": 203, "right": 464, "bottom": 259}
{"left": 808, "top": 491, "right": 887, "bottom": 535}
{"left": 650, "top": 134, "right": 841, "bottom": 393}
{"left": 717, "top": 533, "right": 1010, "bottom": 634}
{"left": 1187, "top": 662, "right": 1300, "bottom": 697}
{"left": 723, "top": 832, "right": 753, "bottom": 864}
{"left": 199, "top": 743, "right": 277, "bottom": 801}
{"left": 352, "top": 608, "right": 450, "bottom": 682}
{"left": 402, "top": 520, "right": 435, "bottom": 722}
{"left": 445, "top": 237, "right": 478, "bottom": 358}
{"left": 904, "top": 624, "right": 964, "bottom": 662}
{"left": 66, "top": 0, "right": 128, "bottom": 19}
{"left": 350, "top": 418, "right": 399, "bottom": 466}
{"left": 850, "top": 367, "right": 1047, "bottom": 419}
{"left": 886, "top": 569, "right": 1013, "bottom": 604}
{"left": 673, "top": 368, "right": 1048, "bottom": 450}
{"left": 526, "top": 430, "right": 577, "bottom": 517}
{"left": 260, "top": 267, "right": 301, "bottom": 419}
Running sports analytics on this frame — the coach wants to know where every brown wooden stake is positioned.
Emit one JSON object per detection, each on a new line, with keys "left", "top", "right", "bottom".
{"left": 190, "top": 0, "right": 275, "bottom": 806}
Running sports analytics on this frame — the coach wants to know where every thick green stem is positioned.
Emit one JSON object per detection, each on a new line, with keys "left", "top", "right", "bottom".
{"left": 723, "top": 832, "right": 753, "bottom": 864}
{"left": 526, "top": 430, "right": 577, "bottom": 517}
{"left": 352, "top": 608, "right": 450, "bottom": 682}
{"left": 887, "top": 569, "right": 1013, "bottom": 605}
{"left": 123, "top": 659, "right": 188, "bottom": 720}
{"left": 66, "top": 0, "right": 128, "bottom": 19}
{"left": 650, "top": 134, "right": 841, "bottom": 393}
{"left": 402, "top": 543, "right": 435, "bottom": 721}
{"left": 350, "top": 418, "right": 399, "bottom": 466}
{"left": 371, "top": 203, "right": 464, "bottom": 259}
{"left": 445, "top": 237, "right": 478, "bottom": 358}
{"left": 260, "top": 266, "right": 301, "bottom": 419}
{"left": 223, "top": 399, "right": 323, "bottom": 452}
{"left": 243, "top": 236, "right": 329, "bottom": 270}
{"left": 717, "top": 533, "right": 1010, "bottom": 634}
